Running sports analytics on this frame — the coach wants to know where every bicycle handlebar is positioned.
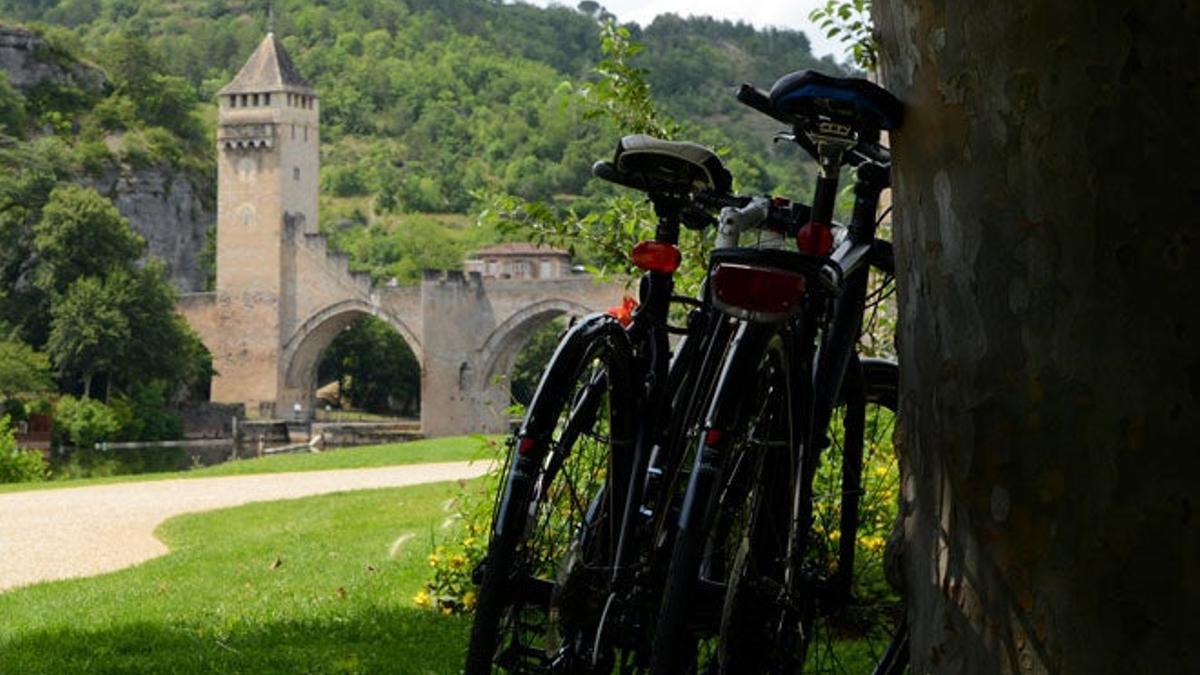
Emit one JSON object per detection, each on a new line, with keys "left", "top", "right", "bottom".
{"left": 736, "top": 83, "right": 791, "bottom": 126}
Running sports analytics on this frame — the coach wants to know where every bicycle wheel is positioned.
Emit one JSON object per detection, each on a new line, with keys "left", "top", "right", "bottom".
{"left": 720, "top": 357, "right": 906, "bottom": 674}
{"left": 650, "top": 323, "right": 789, "bottom": 674}
{"left": 465, "top": 317, "right": 636, "bottom": 674}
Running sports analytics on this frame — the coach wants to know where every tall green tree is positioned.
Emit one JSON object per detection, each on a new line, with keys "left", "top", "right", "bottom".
{"left": 46, "top": 275, "right": 129, "bottom": 398}
{"left": 0, "top": 335, "right": 52, "bottom": 399}
{"left": 33, "top": 184, "right": 144, "bottom": 296}
{"left": 111, "top": 262, "right": 208, "bottom": 387}
{"left": 0, "top": 139, "right": 65, "bottom": 337}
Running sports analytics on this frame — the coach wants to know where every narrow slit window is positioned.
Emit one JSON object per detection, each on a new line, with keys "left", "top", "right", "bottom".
{"left": 293, "top": 167, "right": 300, "bottom": 181}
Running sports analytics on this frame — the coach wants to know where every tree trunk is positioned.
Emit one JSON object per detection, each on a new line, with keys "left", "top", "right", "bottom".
{"left": 873, "top": 2, "right": 1200, "bottom": 672}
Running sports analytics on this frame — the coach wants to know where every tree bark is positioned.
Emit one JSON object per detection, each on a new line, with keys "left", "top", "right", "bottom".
{"left": 873, "top": 2, "right": 1200, "bottom": 672}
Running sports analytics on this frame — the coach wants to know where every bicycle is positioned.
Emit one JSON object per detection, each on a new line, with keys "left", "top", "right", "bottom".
{"left": 464, "top": 134, "right": 745, "bottom": 673}
{"left": 648, "top": 70, "right": 907, "bottom": 674}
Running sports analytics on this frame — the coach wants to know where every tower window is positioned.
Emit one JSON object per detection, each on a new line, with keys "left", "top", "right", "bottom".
{"left": 264, "top": 93, "right": 271, "bottom": 106}
{"left": 240, "top": 94, "right": 248, "bottom": 107}
{"left": 228, "top": 95, "right": 236, "bottom": 108}
{"left": 293, "top": 167, "right": 300, "bottom": 181}
{"left": 252, "top": 93, "right": 259, "bottom": 106}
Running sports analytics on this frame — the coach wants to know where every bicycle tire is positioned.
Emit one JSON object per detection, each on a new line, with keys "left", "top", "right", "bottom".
{"left": 650, "top": 323, "right": 786, "bottom": 674}
{"left": 465, "top": 315, "right": 636, "bottom": 674}
{"left": 719, "top": 357, "right": 906, "bottom": 674}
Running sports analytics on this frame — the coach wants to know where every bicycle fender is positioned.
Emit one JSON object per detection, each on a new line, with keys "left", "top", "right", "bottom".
{"left": 516, "top": 312, "right": 637, "bottom": 462}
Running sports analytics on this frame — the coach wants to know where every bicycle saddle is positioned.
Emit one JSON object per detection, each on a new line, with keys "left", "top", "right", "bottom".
{"left": 770, "top": 70, "right": 903, "bottom": 131}
{"left": 593, "top": 134, "right": 733, "bottom": 196}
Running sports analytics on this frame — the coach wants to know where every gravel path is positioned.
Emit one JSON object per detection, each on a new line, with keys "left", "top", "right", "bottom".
{"left": 0, "top": 461, "right": 490, "bottom": 592}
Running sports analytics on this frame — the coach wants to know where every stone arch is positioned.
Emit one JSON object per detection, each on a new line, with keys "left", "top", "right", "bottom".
{"left": 478, "top": 298, "right": 594, "bottom": 390}
{"left": 280, "top": 299, "right": 423, "bottom": 410}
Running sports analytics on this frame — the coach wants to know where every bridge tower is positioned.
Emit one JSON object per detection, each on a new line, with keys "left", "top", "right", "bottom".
{"left": 211, "top": 32, "right": 319, "bottom": 416}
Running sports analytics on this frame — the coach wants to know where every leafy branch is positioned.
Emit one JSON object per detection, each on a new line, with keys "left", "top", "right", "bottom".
{"left": 809, "top": 0, "right": 877, "bottom": 71}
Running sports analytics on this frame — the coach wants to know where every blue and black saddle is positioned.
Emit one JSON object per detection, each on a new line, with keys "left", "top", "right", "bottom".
{"left": 769, "top": 70, "right": 903, "bottom": 131}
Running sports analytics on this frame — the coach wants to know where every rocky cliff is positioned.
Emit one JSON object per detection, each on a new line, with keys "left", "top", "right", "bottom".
{"left": 85, "top": 165, "right": 213, "bottom": 292}
{"left": 1, "top": 23, "right": 213, "bottom": 293}
{"left": 0, "top": 24, "right": 104, "bottom": 94}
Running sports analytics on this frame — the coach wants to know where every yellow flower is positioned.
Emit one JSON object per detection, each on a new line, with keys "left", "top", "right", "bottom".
{"left": 441, "top": 605, "right": 454, "bottom": 616}
{"left": 463, "top": 591, "right": 477, "bottom": 609}
{"left": 862, "top": 535, "right": 886, "bottom": 552}
{"left": 413, "top": 590, "right": 432, "bottom": 608}
{"left": 449, "top": 554, "right": 467, "bottom": 570}
{"left": 463, "top": 537, "right": 477, "bottom": 548}
{"left": 427, "top": 554, "right": 440, "bottom": 567}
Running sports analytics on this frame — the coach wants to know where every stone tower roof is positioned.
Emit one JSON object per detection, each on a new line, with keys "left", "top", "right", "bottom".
{"left": 218, "top": 33, "right": 314, "bottom": 96}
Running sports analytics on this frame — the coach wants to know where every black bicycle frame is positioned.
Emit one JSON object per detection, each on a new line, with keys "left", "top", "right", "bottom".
{"left": 496, "top": 191, "right": 732, "bottom": 622}
{"left": 786, "top": 160, "right": 890, "bottom": 602}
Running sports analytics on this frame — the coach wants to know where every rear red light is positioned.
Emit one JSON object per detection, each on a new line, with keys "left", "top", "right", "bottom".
{"left": 631, "top": 241, "right": 682, "bottom": 274}
{"left": 711, "top": 263, "right": 806, "bottom": 320}
{"left": 518, "top": 437, "right": 537, "bottom": 454}
{"left": 796, "top": 221, "right": 833, "bottom": 256}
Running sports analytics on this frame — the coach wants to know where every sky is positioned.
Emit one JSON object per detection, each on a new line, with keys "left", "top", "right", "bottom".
{"left": 521, "top": 0, "right": 845, "bottom": 60}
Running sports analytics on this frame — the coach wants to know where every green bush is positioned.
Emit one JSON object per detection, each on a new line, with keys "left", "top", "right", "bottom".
{"left": 92, "top": 94, "right": 138, "bottom": 131}
{"left": 1, "top": 398, "right": 28, "bottom": 423}
{"left": 53, "top": 395, "right": 120, "bottom": 449}
{"left": 0, "top": 416, "right": 49, "bottom": 484}
{"left": 111, "top": 382, "right": 183, "bottom": 442}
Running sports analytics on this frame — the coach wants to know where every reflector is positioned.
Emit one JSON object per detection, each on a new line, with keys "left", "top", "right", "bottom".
{"left": 711, "top": 263, "right": 806, "bottom": 320}
{"left": 630, "top": 241, "right": 682, "bottom": 274}
{"left": 518, "top": 437, "right": 537, "bottom": 454}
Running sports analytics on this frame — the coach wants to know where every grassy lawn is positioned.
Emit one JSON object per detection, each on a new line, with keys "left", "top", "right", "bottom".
{"left": 0, "top": 435, "right": 499, "bottom": 494}
{"left": 0, "top": 481, "right": 474, "bottom": 673}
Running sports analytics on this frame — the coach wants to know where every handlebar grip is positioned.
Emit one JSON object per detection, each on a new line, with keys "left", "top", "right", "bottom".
{"left": 736, "top": 83, "right": 791, "bottom": 126}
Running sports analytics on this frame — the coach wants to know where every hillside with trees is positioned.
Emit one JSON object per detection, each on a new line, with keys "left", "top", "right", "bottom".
{"left": 1, "top": 0, "right": 840, "bottom": 282}
{"left": 0, "top": 0, "right": 841, "bottom": 434}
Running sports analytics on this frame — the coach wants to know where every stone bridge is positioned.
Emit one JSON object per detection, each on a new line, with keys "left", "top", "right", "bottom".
{"left": 179, "top": 225, "right": 624, "bottom": 436}
{"left": 174, "top": 31, "right": 625, "bottom": 436}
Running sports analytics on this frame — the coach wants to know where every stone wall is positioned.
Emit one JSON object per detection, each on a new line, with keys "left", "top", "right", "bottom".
{"left": 177, "top": 401, "right": 245, "bottom": 439}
